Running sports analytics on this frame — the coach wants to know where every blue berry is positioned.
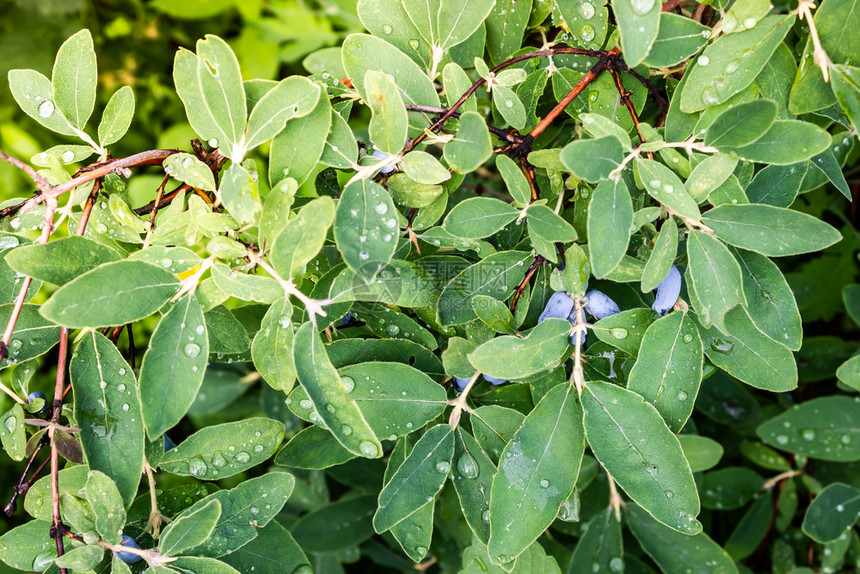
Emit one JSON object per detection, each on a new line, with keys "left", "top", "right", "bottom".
{"left": 116, "top": 535, "right": 142, "bottom": 564}
{"left": 163, "top": 435, "right": 176, "bottom": 452}
{"left": 584, "top": 290, "right": 620, "bottom": 320}
{"left": 453, "top": 377, "right": 471, "bottom": 391}
{"left": 538, "top": 292, "right": 575, "bottom": 324}
{"left": 571, "top": 330, "right": 586, "bottom": 346}
{"left": 652, "top": 265, "right": 681, "bottom": 315}
{"left": 340, "top": 312, "right": 354, "bottom": 327}
{"left": 372, "top": 150, "right": 396, "bottom": 174}
{"left": 27, "top": 392, "right": 49, "bottom": 413}
{"left": 482, "top": 374, "right": 507, "bottom": 386}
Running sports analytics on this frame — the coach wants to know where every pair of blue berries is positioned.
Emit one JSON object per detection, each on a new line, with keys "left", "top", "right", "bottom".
{"left": 453, "top": 265, "right": 682, "bottom": 390}
{"left": 26, "top": 392, "right": 49, "bottom": 414}
{"left": 540, "top": 265, "right": 682, "bottom": 343}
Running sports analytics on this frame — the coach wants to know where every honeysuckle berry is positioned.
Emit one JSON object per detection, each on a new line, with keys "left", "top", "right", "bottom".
{"left": 453, "top": 377, "right": 470, "bottom": 391}
{"left": 372, "top": 149, "right": 396, "bottom": 174}
{"left": 538, "top": 291, "right": 575, "bottom": 324}
{"left": 584, "top": 290, "right": 620, "bottom": 320}
{"left": 27, "top": 391, "right": 48, "bottom": 413}
{"left": 571, "top": 330, "right": 586, "bottom": 346}
{"left": 163, "top": 435, "right": 176, "bottom": 452}
{"left": 116, "top": 535, "right": 143, "bottom": 564}
{"left": 652, "top": 265, "right": 681, "bottom": 316}
{"left": 340, "top": 311, "right": 354, "bottom": 326}
{"left": 483, "top": 374, "right": 507, "bottom": 385}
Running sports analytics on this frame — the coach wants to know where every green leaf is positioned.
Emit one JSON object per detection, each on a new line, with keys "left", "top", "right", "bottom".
{"left": 373, "top": 424, "right": 454, "bottom": 532}
{"left": 569, "top": 508, "right": 624, "bottom": 574}
{"left": 560, "top": 135, "right": 624, "bottom": 183}
{"left": 493, "top": 86, "right": 526, "bottom": 129}
{"left": 289, "top": 361, "right": 447, "bottom": 438}
{"left": 636, "top": 159, "right": 700, "bottom": 221}
{"left": 686, "top": 230, "right": 745, "bottom": 333}
{"left": 244, "top": 76, "right": 321, "bottom": 152}
{"left": 84, "top": 470, "right": 126, "bottom": 544}
{"left": 274, "top": 424, "right": 355, "bottom": 469}
{"left": 472, "top": 294, "right": 517, "bottom": 334}
{"left": 556, "top": 0, "right": 609, "bottom": 50}
{"left": 685, "top": 154, "right": 738, "bottom": 203}
{"left": 210, "top": 264, "right": 281, "bottom": 304}
{"left": 270, "top": 196, "right": 335, "bottom": 280}
{"left": 54, "top": 545, "right": 104, "bottom": 571}
{"left": 704, "top": 100, "right": 777, "bottom": 148}
{"left": 164, "top": 152, "right": 217, "bottom": 192}
{"left": 731, "top": 247, "right": 802, "bottom": 350}
{"left": 591, "top": 308, "right": 658, "bottom": 355}
{"left": 342, "top": 33, "right": 440, "bottom": 114}
{"left": 680, "top": 15, "right": 794, "bottom": 112}
{"left": 471, "top": 405, "right": 525, "bottom": 464}
{"left": 700, "top": 467, "right": 763, "bottom": 509}
{"left": 583, "top": 381, "right": 701, "bottom": 534}
{"left": 757, "top": 395, "right": 860, "bottom": 461}
{"left": 702, "top": 204, "right": 842, "bottom": 257}
{"left": 443, "top": 197, "right": 519, "bottom": 239}
{"left": 196, "top": 35, "right": 247, "bottom": 158}
{"left": 699, "top": 306, "right": 797, "bottom": 392}
{"left": 403, "top": 0, "right": 494, "bottom": 51}
{"left": 437, "top": 250, "right": 531, "bottom": 325}
{"left": 526, "top": 204, "right": 577, "bottom": 243}
{"left": 52, "top": 29, "right": 97, "bottom": 131}
{"left": 641, "top": 219, "right": 678, "bottom": 292}
{"left": 627, "top": 311, "right": 703, "bottom": 432}
{"left": 204, "top": 305, "right": 250, "bottom": 354}
{"left": 626, "top": 503, "right": 737, "bottom": 573}
{"left": 251, "top": 298, "right": 295, "bottom": 392}
{"left": 452, "top": 429, "right": 497, "bottom": 544}
{"left": 70, "top": 332, "right": 144, "bottom": 505}
{"left": 496, "top": 155, "right": 531, "bottom": 205}
{"left": 723, "top": 120, "right": 832, "bottom": 164}
{"left": 485, "top": 0, "right": 533, "bottom": 64}
{"left": 40, "top": 260, "right": 179, "bottom": 328}
{"left": 443, "top": 111, "right": 493, "bottom": 173}
{"left": 291, "top": 494, "right": 377, "bottom": 553}
{"left": 802, "top": 483, "right": 860, "bottom": 543}
{"left": 401, "top": 151, "right": 451, "bottom": 185}
{"left": 744, "top": 163, "right": 807, "bottom": 207}
{"left": 334, "top": 179, "right": 398, "bottom": 283}
{"left": 268, "top": 92, "right": 332, "bottom": 187}
{"left": 587, "top": 178, "right": 633, "bottom": 278}
{"left": 180, "top": 472, "right": 295, "bottom": 557}
{"left": 831, "top": 64, "right": 860, "bottom": 134}
{"left": 0, "top": 304, "right": 60, "bottom": 369}
{"left": 160, "top": 418, "right": 284, "bottom": 480}
{"left": 138, "top": 294, "right": 208, "bottom": 438}
{"left": 387, "top": 173, "right": 444, "bottom": 208}
{"left": 678, "top": 435, "right": 724, "bottom": 472}
{"left": 358, "top": 0, "right": 432, "bottom": 69}
{"left": 643, "top": 13, "right": 710, "bottom": 68}
{"left": 487, "top": 383, "right": 584, "bottom": 564}
{"left": 0, "top": 520, "right": 55, "bottom": 571}
{"left": 7, "top": 69, "right": 77, "bottom": 136}
{"left": 611, "top": 0, "right": 661, "bottom": 68}
{"left": 220, "top": 520, "right": 309, "bottom": 574}
{"left": 174, "top": 49, "right": 222, "bottom": 144}
{"left": 365, "top": 70, "right": 408, "bottom": 154}
{"left": 0, "top": 404, "right": 26, "bottom": 461}
{"left": 468, "top": 318, "right": 571, "bottom": 380}
{"left": 292, "top": 322, "right": 381, "bottom": 458}
{"left": 837, "top": 354, "right": 860, "bottom": 391}
{"left": 5, "top": 235, "right": 121, "bottom": 286}
{"left": 161, "top": 499, "right": 222, "bottom": 557}
{"left": 98, "top": 85, "right": 135, "bottom": 146}
{"left": 322, "top": 111, "right": 359, "bottom": 169}
{"left": 219, "top": 163, "right": 260, "bottom": 225}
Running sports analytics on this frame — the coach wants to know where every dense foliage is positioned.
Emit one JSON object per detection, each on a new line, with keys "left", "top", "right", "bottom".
{"left": 0, "top": 0, "right": 859, "bottom": 572}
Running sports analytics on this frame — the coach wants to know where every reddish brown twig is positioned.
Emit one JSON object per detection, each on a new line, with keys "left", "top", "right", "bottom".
{"left": 510, "top": 256, "right": 547, "bottom": 315}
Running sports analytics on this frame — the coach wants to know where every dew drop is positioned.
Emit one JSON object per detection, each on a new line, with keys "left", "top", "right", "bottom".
{"left": 184, "top": 343, "right": 201, "bottom": 358}
{"left": 579, "top": 25, "right": 595, "bottom": 42}
{"left": 629, "top": 0, "right": 655, "bottom": 15}
{"left": 539, "top": 479, "right": 550, "bottom": 488}
{"left": 436, "top": 461, "right": 451, "bottom": 474}
{"left": 341, "top": 425, "right": 353, "bottom": 436}
{"left": 801, "top": 429, "right": 816, "bottom": 441}
{"left": 235, "top": 451, "right": 251, "bottom": 463}
{"left": 775, "top": 434, "right": 789, "bottom": 445}
{"left": 360, "top": 441, "right": 380, "bottom": 457}
{"left": 342, "top": 376, "right": 355, "bottom": 393}
{"left": 38, "top": 100, "right": 54, "bottom": 118}
{"left": 375, "top": 203, "right": 389, "bottom": 215}
{"left": 386, "top": 324, "right": 401, "bottom": 336}
{"left": 610, "top": 328, "right": 628, "bottom": 340}
{"left": 698, "top": 55, "right": 710, "bottom": 66}
{"left": 61, "top": 150, "right": 75, "bottom": 163}
{"left": 683, "top": 334, "right": 693, "bottom": 343}
{"left": 579, "top": 2, "right": 595, "bottom": 18}
{"left": 457, "top": 453, "right": 479, "bottom": 479}
{"left": 299, "top": 399, "right": 313, "bottom": 410}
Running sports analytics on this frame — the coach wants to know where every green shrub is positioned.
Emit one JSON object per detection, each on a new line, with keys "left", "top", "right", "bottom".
{"left": 0, "top": 0, "right": 859, "bottom": 572}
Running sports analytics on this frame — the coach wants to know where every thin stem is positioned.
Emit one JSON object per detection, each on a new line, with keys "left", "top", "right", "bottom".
{"left": 608, "top": 65, "right": 649, "bottom": 150}
{"left": 403, "top": 104, "right": 521, "bottom": 142}
{"left": 448, "top": 372, "right": 481, "bottom": 429}
{"left": 249, "top": 253, "right": 331, "bottom": 323}
{"left": 607, "top": 474, "right": 624, "bottom": 521}
{"left": 798, "top": 0, "right": 831, "bottom": 82}
{"left": 144, "top": 462, "right": 163, "bottom": 538}
{"left": 142, "top": 174, "right": 170, "bottom": 249}
{"left": 49, "top": 326, "right": 69, "bottom": 571}
{"left": 762, "top": 469, "right": 803, "bottom": 491}
{"left": 5, "top": 440, "right": 49, "bottom": 516}
{"left": 509, "top": 256, "right": 546, "bottom": 315}
{"left": 571, "top": 298, "right": 588, "bottom": 394}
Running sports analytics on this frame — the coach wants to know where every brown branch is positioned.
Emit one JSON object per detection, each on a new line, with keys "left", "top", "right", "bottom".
{"left": 0, "top": 150, "right": 53, "bottom": 193}
{"left": 49, "top": 327, "right": 70, "bottom": 573}
{"left": 661, "top": 0, "right": 691, "bottom": 11}
{"left": 4, "top": 440, "right": 49, "bottom": 516}
{"left": 510, "top": 256, "right": 547, "bottom": 315}
{"left": 0, "top": 149, "right": 179, "bottom": 219}
{"left": 134, "top": 186, "right": 183, "bottom": 216}
{"left": 409, "top": 47, "right": 607, "bottom": 150}
{"left": 529, "top": 48, "right": 619, "bottom": 140}
{"left": 403, "top": 105, "right": 522, "bottom": 143}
